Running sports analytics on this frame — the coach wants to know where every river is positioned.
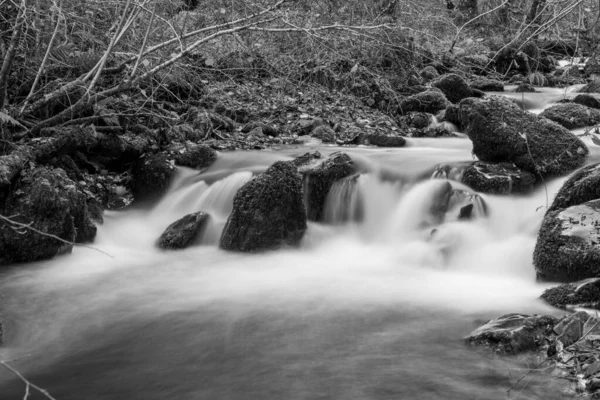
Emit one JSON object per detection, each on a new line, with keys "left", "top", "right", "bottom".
{"left": 0, "top": 88, "right": 597, "bottom": 399}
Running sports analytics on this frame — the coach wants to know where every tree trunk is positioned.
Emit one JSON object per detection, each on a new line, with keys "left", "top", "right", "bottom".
{"left": 526, "top": 0, "right": 547, "bottom": 36}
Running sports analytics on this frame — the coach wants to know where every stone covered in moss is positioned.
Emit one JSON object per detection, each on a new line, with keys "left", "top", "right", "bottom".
{"left": 470, "top": 78, "right": 504, "bottom": 92}
{"left": 573, "top": 93, "right": 600, "bottom": 109}
{"left": 579, "top": 79, "right": 600, "bottom": 93}
{"left": 363, "top": 133, "right": 406, "bottom": 147}
{"left": 465, "top": 313, "right": 557, "bottom": 355}
{"left": 157, "top": 212, "right": 210, "bottom": 250}
{"left": 300, "top": 152, "right": 356, "bottom": 221}
{"left": 540, "top": 103, "right": 600, "bottom": 129}
{"left": 132, "top": 153, "right": 176, "bottom": 201}
{"left": 458, "top": 96, "right": 588, "bottom": 177}
{"left": 432, "top": 73, "right": 474, "bottom": 103}
{"left": 541, "top": 278, "right": 600, "bottom": 310}
{"left": 310, "top": 125, "right": 336, "bottom": 143}
{"left": 220, "top": 161, "right": 307, "bottom": 252}
{"left": 461, "top": 161, "right": 536, "bottom": 195}
{"left": 173, "top": 144, "right": 217, "bottom": 170}
{"left": 534, "top": 199, "right": 600, "bottom": 282}
{"left": 548, "top": 163, "right": 600, "bottom": 212}
{"left": 0, "top": 167, "right": 96, "bottom": 265}
{"left": 399, "top": 90, "right": 449, "bottom": 115}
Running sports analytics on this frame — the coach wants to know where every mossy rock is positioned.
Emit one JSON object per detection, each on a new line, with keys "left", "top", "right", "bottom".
{"left": 461, "top": 162, "right": 536, "bottom": 195}
{"left": 157, "top": 212, "right": 210, "bottom": 249}
{"left": 539, "top": 103, "right": 600, "bottom": 130}
{"left": 363, "top": 133, "right": 406, "bottom": 147}
{"left": 399, "top": 90, "right": 449, "bottom": 115}
{"left": 432, "top": 73, "right": 474, "bottom": 103}
{"left": 458, "top": 96, "right": 588, "bottom": 177}
{"left": 220, "top": 161, "right": 307, "bottom": 252}
{"left": 470, "top": 78, "right": 504, "bottom": 92}
{"left": 548, "top": 163, "right": 600, "bottom": 212}
{"left": 0, "top": 167, "right": 96, "bottom": 265}
{"left": 132, "top": 153, "right": 177, "bottom": 201}
{"left": 174, "top": 144, "right": 217, "bottom": 170}
{"left": 534, "top": 199, "right": 600, "bottom": 282}
{"left": 541, "top": 278, "right": 600, "bottom": 310}
{"left": 465, "top": 313, "right": 557, "bottom": 355}
{"left": 573, "top": 93, "right": 600, "bottom": 109}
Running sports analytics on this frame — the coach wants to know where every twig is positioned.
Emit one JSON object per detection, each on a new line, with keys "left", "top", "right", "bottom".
{"left": 0, "top": 358, "right": 57, "bottom": 400}
{"left": 0, "top": 214, "right": 114, "bottom": 258}
{"left": 20, "top": 0, "right": 63, "bottom": 114}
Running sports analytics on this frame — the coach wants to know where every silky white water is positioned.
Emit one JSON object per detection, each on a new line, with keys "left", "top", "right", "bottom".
{"left": 0, "top": 135, "right": 584, "bottom": 399}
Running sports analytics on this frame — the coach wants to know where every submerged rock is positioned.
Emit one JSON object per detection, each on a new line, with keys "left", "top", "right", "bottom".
{"left": 534, "top": 199, "right": 600, "bottom": 282}
{"left": 461, "top": 161, "right": 536, "bottom": 195}
{"left": 220, "top": 161, "right": 306, "bottom": 252}
{"left": 542, "top": 278, "right": 600, "bottom": 310}
{"left": 399, "top": 90, "right": 449, "bottom": 115}
{"left": 540, "top": 103, "right": 600, "bottom": 129}
{"left": 157, "top": 212, "right": 210, "bottom": 250}
{"left": 458, "top": 96, "right": 588, "bottom": 177}
{"left": 0, "top": 167, "right": 96, "bottom": 265}
{"left": 465, "top": 313, "right": 557, "bottom": 355}
{"left": 301, "top": 152, "right": 356, "bottom": 221}
{"left": 432, "top": 73, "right": 474, "bottom": 103}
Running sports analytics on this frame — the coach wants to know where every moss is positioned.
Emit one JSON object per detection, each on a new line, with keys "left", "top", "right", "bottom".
{"left": 132, "top": 153, "right": 176, "bottom": 201}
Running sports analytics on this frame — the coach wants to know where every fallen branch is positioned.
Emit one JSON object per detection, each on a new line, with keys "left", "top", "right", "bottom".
{"left": 0, "top": 214, "right": 114, "bottom": 258}
{"left": 0, "top": 356, "right": 57, "bottom": 400}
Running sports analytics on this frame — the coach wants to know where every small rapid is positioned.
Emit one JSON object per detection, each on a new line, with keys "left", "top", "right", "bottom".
{"left": 0, "top": 138, "right": 573, "bottom": 399}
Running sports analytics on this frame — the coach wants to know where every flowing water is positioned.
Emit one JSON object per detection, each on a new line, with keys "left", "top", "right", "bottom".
{"left": 0, "top": 88, "right": 598, "bottom": 399}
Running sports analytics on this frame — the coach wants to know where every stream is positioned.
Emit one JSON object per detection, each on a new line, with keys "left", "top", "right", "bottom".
{"left": 0, "top": 87, "right": 598, "bottom": 399}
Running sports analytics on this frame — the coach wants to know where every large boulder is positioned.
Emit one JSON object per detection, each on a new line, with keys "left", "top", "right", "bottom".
{"left": 173, "top": 144, "right": 217, "bottom": 170}
{"left": 461, "top": 161, "right": 536, "bottom": 195}
{"left": 539, "top": 103, "right": 600, "bottom": 129}
{"left": 300, "top": 153, "right": 356, "bottom": 221}
{"left": 534, "top": 199, "right": 600, "bottom": 282}
{"left": 157, "top": 212, "right": 210, "bottom": 250}
{"left": 432, "top": 73, "right": 474, "bottom": 103}
{"left": 220, "top": 161, "right": 307, "bottom": 252}
{"left": 465, "top": 313, "right": 557, "bottom": 355}
{"left": 541, "top": 278, "right": 600, "bottom": 310}
{"left": 458, "top": 96, "right": 588, "bottom": 177}
{"left": 399, "top": 90, "right": 449, "bottom": 115}
{"left": 132, "top": 153, "right": 176, "bottom": 201}
{"left": 0, "top": 167, "right": 96, "bottom": 265}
